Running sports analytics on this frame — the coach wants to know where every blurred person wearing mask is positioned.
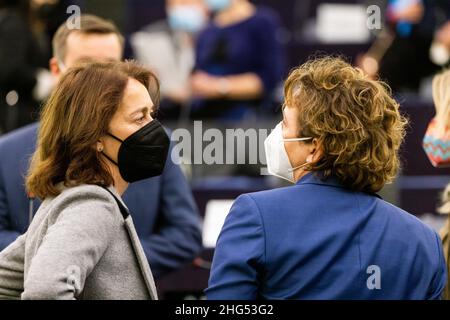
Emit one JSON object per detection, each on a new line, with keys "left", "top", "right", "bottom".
{"left": 206, "top": 57, "right": 446, "bottom": 300}
{"left": 131, "top": 0, "right": 208, "bottom": 120}
{"left": 430, "top": 19, "right": 450, "bottom": 67}
{"left": 190, "top": 0, "right": 285, "bottom": 121}
{"left": 0, "top": 15, "right": 202, "bottom": 280}
{"left": 422, "top": 69, "right": 450, "bottom": 168}
{"left": 0, "top": 0, "right": 47, "bottom": 133}
{"left": 422, "top": 69, "right": 450, "bottom": 299}
{"left": 0, "top": 60, "right": 163, "bottom": 300}
{"left": 359, "top": 0, "right": 450, "bottom": 93}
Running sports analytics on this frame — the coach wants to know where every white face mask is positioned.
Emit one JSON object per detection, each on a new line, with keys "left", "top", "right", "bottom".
{"left": 264, "top": 122, "right": 313, "bottom": 183}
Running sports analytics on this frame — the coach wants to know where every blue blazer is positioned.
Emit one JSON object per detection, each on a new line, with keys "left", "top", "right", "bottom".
{"left": 206, "top": 173, "right": 447, "bottom": 299}
{"left": 0, "top": 123, "right": 202, "bottom": 279}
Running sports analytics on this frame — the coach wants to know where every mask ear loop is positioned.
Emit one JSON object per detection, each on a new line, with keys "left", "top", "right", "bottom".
{"left": 107, "top": 132, "right": 124, "bottom": 143}
{"left": 288, "top": 160, "right": 311, "bottom": 173}
{"left": 101, "top": 151, "right": 119, "bottom": 167}
{"left": 100, "top": 133, "right": 124, "bottom": 167}
{"left": 283, "top": 137, "right": 315, "bottom": 173}
{"left": 283, "top": 137, "right": 313, "bottom": 142}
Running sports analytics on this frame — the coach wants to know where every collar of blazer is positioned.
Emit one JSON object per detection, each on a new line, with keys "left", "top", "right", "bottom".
{"left": 295, "top": 172, "right": 383, "bottom": 199}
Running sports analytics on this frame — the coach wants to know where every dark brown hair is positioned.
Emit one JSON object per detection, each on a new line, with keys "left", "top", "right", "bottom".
{"left": 26, "top": 60, "right": 159, "bottom": 199}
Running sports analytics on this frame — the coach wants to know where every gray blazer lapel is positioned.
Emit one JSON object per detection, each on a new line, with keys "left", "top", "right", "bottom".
{"left": 124, "top": 217, "right": 158, "bottom": 300}
{"left": 105, "top": 186, "right": 158, "bottom": 300}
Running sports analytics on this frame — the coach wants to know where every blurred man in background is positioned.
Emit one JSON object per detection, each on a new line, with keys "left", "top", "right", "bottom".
{"left": 131, "top": 0, "right": 208, "bottom": 121}
{"left": 0, "top": 14, "right": 202, "bottom": 280}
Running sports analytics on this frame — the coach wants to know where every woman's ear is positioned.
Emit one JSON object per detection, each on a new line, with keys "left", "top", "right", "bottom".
{"left": 309, "top": 138, "right": 323, "bottom": 163}
{"left": 49, "top": 57, "right": 63, "bottom": 78}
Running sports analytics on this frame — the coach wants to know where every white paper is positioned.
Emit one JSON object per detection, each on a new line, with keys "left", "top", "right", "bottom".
{"left": 316, "top": 4, "right": 370, "bottom": 44}
{"left": 202, "top": 200, "right": 234, "bottom": 248}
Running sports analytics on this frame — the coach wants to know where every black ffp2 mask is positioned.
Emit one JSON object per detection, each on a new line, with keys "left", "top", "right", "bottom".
{"left": 102, "top": 120, "right": 170, "bottom": 183}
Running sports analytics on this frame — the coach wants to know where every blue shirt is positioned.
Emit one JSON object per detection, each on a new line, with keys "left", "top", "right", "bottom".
{"left": 206, "top": 172, "right": 447, "bottom": 299}
{"left": 192, "top": 6, "right": 285, "bottom": 120}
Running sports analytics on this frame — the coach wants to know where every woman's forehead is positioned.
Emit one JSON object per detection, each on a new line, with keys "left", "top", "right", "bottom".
{"left": 119, "top": 79, "right": 153, "bottom": 112}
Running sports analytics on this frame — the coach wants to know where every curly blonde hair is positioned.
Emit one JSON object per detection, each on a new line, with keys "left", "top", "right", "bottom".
{"left": 285, "top": 57, "right": 408, "bottom": 193}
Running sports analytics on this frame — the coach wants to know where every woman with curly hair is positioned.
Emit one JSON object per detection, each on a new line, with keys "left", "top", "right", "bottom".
{"left": 206, "top": 57, "right": 447, "bottom": 300}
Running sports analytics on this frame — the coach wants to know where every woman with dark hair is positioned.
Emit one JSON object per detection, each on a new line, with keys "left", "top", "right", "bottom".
{"left": 0, "top": 60, "right": 169, "bottom": 299}
{"left": 207, "top": 57, "right": 447, "bottom": 300}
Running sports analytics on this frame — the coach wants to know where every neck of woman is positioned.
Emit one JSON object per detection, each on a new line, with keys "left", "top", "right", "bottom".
{"left": 294, "top": 169, "right": 310, "bottom": 184}
{"left": 109, "top": 165, "right": 129, "bottom": 196}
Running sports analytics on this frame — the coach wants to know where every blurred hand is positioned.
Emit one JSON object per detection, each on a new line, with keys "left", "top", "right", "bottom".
{"left": 356, "top": 54, "right": 379, "bottom": 79}
{"left": 191, "top": 71, "right": 222, "bottom": 99}
{"left": 166, "top": 88, "right": 192, "bottom": 105}
{"left": 31, "top": 0, "right": 58, "bottom": 6}
{"left": 437, "top": 21, "right": 450, "bottom": 49}
{"left": 396, "top": 2, "right": 424, "bottom": 24}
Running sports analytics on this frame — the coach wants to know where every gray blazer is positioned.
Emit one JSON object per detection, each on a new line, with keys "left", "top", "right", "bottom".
{"left": 0, "top": 184, "right": 158, "bottom": 300}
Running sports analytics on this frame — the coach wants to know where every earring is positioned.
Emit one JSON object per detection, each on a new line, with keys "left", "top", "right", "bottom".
{"left": 98, "top": 145, "right": 103, "bottom": 152}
